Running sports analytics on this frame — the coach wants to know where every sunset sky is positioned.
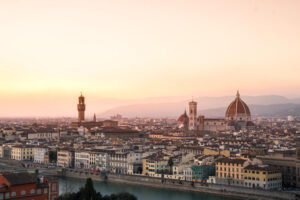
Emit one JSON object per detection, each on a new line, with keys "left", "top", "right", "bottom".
{"left": 0, "top": 0, "right": 299, "bottom": 117}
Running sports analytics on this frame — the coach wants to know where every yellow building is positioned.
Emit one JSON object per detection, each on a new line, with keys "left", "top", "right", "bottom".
{"left": 142, "top": 152, "right": 168, "bottom": 177}
{"left": 57, "top": 148, "right": 75, "bottom": 168}
{"left": 11, "top": 145, "right": 34, "bottom": 161}
{"left": 215, "top": 157, "right": 247, "bottom": 186}
{"left": 244, "top": 165, "right": 282, "bottom": 190}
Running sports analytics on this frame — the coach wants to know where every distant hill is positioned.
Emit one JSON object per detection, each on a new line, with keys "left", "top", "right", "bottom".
{"left": 200, "top": 104, "right": 300, "bottom": 118}
{"left": 100, "top": 95, "right": 300, "bottom": 118}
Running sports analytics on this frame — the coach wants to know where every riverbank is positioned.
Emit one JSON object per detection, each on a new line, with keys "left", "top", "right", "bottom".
{"left": 58, "top": 169, "right": 297, "bottom": 200}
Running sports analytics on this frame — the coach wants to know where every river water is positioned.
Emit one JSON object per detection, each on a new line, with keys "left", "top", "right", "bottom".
{"left": 59, "top": 177, "right": 240, "bottom": 200}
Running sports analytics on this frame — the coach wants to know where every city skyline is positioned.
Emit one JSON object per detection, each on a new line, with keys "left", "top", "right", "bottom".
{"left": 0, "top": 0, "right": 300, "bottom": 117}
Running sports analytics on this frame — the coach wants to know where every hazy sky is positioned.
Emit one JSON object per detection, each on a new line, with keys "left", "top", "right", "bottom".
{"left": 0, "top": 0, "right": 299, "bottom": 117}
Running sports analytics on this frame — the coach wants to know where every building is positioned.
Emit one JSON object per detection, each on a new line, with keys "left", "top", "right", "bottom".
{"left": 178, "top": 91, "right": 254, "bottom": 132}
{"left": 34, "top": 147, "right": 49, "bottom": 164}
{"left": 57, "top": 149, "right": 75, "bottom": 168}
{"left": 77, "top": 93, "right": 85, "bottom": 122}
{"left": 91, "top": 150, "right": 109, "bottom": 171}
{"left": 0, "top": 172, "right": 58, "bottom": 200}
{"left": 109, "top": 151, "right": 128, "bottom": 174}
{"left": 11, "top": 145, "right": 34, "bottom": 161}
{"left": 177, "top": 110, "right": 189, "bottom": 131}
{"left": 257, "top": 154, "right": 300, "bottom": 188}
{"left": 215, "top": 157, "right": 247, "bottom": 186}
{"left": 224, "top": 90, "right": 254, "bottom": 130}
{"left": 28, "top": 129, "right": 59, "bottom": 140}
{"left": 75, "top": 151, "right": 90, "bottom": 169}
{"left": 71, "top": 94, "right": 117, "bottom": 129}
{"left": 244, "top": 165, "right": 282, "bottom": 190}
{"left": 142, "top": 152, "right": 168, "bottom": 177}
{"left": 188, "top": 101, "right": 197, "bottom": 131}
{"left": 191, "top": 165, "right": 215, "bottom": 182}
{"left": 127, "top": 151, "right": 144, "bottom": 174}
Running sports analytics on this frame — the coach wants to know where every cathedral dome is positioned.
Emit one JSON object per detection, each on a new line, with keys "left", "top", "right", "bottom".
{"left": 225, "top": 91, "right": 251, "bottom": 121}
{"left": 178, "top": 110, "right": 189, "bottom": 123}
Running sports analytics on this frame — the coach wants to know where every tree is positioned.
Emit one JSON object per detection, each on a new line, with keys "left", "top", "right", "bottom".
{"left": 80, "top": 178, "right": 97, "bottom": 200}
{"left": 168, "top": 157, "right": 174, "bottom": 175}
{"left": 57, "top": 178, "right": 136, "bottom": 200}
{"left": 49, "top": 150, "right": 57, "bottom": 163}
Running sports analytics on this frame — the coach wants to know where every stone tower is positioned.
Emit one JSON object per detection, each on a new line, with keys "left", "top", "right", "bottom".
{"left": 189, "top": 101, "right": 197, "bottom": 130}
{"left": 93, "top": 113, "right": 96, "bottom": 122}
{"left": 77, "top": 93, "right": 85, "bottom": 122}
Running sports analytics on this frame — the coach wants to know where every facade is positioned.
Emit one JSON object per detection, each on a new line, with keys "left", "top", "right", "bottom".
{"left": 0, "top": 172, "right": 57, "bottom": 200}
{"left": 57, "top": 149, "right": 74, "bottom": 168}
{"left": 127, "top": 151, "right": 144, "bottom": 174}
{"left": 215, "top": 157, "right": 247, "bottom": 187}
{"left": 75, "top": 151, "right": 90, "bottom": 169}
{"left": 109, "top": 152, "right": 128, "bottom": 174}
{"left": 91, "top": 150, "right": 109, "bottom": 171}
{"left": 142, "top": 152, "right": 168, "bottom": 177}
{"left": 191, "top": 165, "right": 215, "bottom": 182}
{"left": 28, "top": 132, "right": 59, "bottom": 140}
{"left": 34, "top": 147, "right": 49, "bottom": 164}
{"left": 11, "top": 146, "right": 34, "bottom": 161}
{"left": 244, "top": 165, "right": 282, "bottom": 190}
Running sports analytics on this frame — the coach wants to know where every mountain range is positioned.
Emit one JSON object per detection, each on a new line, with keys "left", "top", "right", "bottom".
{"left": 100, "top": 95, "right": 300, "bottom": 118}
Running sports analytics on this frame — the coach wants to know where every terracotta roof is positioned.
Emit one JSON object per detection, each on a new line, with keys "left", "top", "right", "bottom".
{"left": 177, "top": 111, "right": 189, "bottom": 123}
{"left": 1, "top": 172, "right": 37, "bottom": 186}
{"left": 245, "top": 165, "right": 281, "bottom": 171}
{"left": 216, "top": 157, "right": 247, "bottom": 165}
{"left": 225, "top": 91, "right": 251, "bottom": 118}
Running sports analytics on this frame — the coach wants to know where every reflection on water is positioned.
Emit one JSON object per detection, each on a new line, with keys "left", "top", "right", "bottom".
{"left": 59, "top": 177, "right": 239, "bottom": 200}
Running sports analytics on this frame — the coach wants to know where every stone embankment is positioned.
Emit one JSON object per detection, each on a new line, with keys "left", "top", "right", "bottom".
{"left": 58, "top": 169, "right": 297, "bottom": 200}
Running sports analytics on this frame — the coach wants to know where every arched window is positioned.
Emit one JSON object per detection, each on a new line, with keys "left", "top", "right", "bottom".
{"left": 30, "top": 189, "right": 35, "bottom": 194}
{"left": 11, "top": 192, "right": 16, "bottom": 197}
{"left": 21, "top": 190, "right": 26, "bottom": 195}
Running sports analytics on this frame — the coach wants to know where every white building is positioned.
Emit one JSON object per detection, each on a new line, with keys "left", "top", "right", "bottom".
{"left": 109, "top": 151, "right": 128, "bottom": 174}
{"left": 75, "top": 151, "right": 90, "bottom": 169}
{"left": 34, "top": 147, "right": 49, "bottom": 164}
{"left": 91, "top": 150, "right": 109, "bottom": 171}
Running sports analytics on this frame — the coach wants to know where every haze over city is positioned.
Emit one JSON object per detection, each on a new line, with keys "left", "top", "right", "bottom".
{"left": 1, "top": 0, "right": 300, "bottom": 117}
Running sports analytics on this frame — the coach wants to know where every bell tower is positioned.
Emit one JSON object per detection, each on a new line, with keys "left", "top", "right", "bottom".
{"left": 189, "top": 100, "right": 197, "bottom": 131}
{"left": 77, "top": 93, "right": 85, "bottom": 122}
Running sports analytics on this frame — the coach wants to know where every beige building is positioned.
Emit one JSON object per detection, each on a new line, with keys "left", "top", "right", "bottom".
{"left": 57, "top": 149, "right": 74, "bottom": 168}
{"left": 244, "top": 165, "right": 282, "bottom": 190}
{"left": 28, "top": 132, "right": 59, "bottom": 140}
{"left": 11, "top": 145, "right": 34, "bottom": 161}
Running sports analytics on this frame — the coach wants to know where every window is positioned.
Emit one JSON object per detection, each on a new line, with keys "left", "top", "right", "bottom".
{"left": 37, "top": 189, "right": 41, "bottom": 194}
{"left": 44, "top": 188, "right": 48, "bottom": 194}
{"left": 11, "top": 192, "right": 16, "bottom": 197}
{"left": 21, "top": 190, "right": 26, "bottom": 195}
{"left": 30, "top": 189, "right": 35, "bottom": 194}
{"left": 0, "top": 194, "right": 3, "bottom": 200}
{"left": 52, "top": 183, "right": 56, "bottom": 191}
{"left": 5, "top": 193, "right": 9, "bottom": 198}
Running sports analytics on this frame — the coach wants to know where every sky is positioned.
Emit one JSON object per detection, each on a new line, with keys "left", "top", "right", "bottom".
{"left": 0, "top": 0, "right": 300, "bottom": 117}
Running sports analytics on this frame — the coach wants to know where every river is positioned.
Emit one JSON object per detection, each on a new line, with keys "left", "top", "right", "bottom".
{"left": 59, "top": 177, "right": 240, "bottom": 200}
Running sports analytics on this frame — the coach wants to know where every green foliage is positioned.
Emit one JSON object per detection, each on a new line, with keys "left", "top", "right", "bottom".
{"left": 57, "top": 178, "right": 137, "bottom": 200}
{"left": 49, "top": 150, "right": 57, "bottom": 163}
